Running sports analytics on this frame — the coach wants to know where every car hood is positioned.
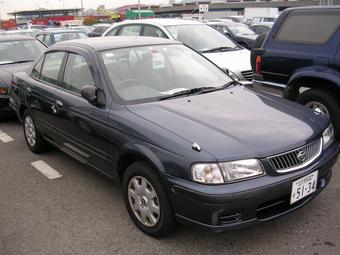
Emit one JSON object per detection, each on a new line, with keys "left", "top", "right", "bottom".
{"left": 0, "top": 62, "right": 31, "bottom": 88}
{"left": 203, "top": 48, "right": 252, "bottom": 75}
{"left": 126, "top": 87, "right": 328, "bottom": 161}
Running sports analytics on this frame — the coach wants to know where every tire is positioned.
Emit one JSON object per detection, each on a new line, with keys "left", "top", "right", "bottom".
{"left": 122, "top": 161, "right": 176, "bottom": 237}
{"left": 296, "top": 89, "right": 340, "bottom": 142}
{"left": 23, "top": 110, "right": 49, "bottom": 154}
{"left": 250, "top": 32, "right": 267, "bottom": 72}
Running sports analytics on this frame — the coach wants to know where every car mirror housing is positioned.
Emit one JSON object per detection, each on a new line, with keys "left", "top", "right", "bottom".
{"left": 81, "top": 85, "right": 98, "bottom": 105}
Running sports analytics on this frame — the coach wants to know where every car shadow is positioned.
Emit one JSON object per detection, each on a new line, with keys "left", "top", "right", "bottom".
{"left": 0, "top": 108, "right": 18, "bottom": 123}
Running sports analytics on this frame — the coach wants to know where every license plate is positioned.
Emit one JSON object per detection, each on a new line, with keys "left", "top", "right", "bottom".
{"left": 290, "top": 171, "right": 318, "bottom": 204}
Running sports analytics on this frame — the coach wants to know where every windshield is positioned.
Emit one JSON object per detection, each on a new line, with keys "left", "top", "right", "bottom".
{"left": 228, "top": 25, "right": 255, "bottom": 36}
{"left": 101, "top": 44, "right": 232, "bottom": 104}
{"left": 0, "top": 40, "right": 46, "bottom": 65}
{"left": 54, "top": 32, "right": 88, "bottom": 43}
{"left": 166, "top": 24, "right": 238, "bottom": 52}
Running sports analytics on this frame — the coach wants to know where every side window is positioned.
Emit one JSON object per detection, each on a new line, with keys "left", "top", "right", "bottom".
{"left": 106, "top": 27, "right": 120, "bottom": 36}
{"left": 118, "top": 25, "right": 142, "bottom": 36}
{"left": 62, "top": 53, "right": 95, "bottom": 94}
{"left": 275, "top": 10, "right": 340, "bottom": 45}
{"left": 43, "top": 35, "right": 52, "bottom": 46}
{"left": 31, "top": 56, "right": 44, "bottom": 79}
{"left": 143, "top": 25, "right": 167, "bottom": 38}
{"left": 40, "top": 52, "right": 65, "bottom": 86}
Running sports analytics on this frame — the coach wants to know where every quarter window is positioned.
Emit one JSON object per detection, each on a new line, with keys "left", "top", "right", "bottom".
{"left": 275, "top": 10, "right": 340, "bottom": 45}
{"left": 43, "top": 35, "right": 52, "bottom": 46}
{"left": 62, "top": 53, "right": 95, "bottom": 94}
{"left": 119, "top": 25, "right": 142, "bottom": 36}
{"left": 143, "top": 25, "right": 167, "bottom": 38}
{"left": 40, "top": 52, "right": 65, "bottom": 86}
{"left": 106, "top": 27, "right": 120, "bottom": 36}
{"left": 31, "top": 56, "right": 44, "bottom": 79}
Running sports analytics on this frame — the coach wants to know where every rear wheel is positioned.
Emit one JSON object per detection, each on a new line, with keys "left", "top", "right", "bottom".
{"left": 296, "top": 89, "right": 340, "bottom": 142}
{"left": 23, "top": 110, "right": 49, "bottom": 153}
{"left": 122, "top": 161, "right": 176, "bottom": 237}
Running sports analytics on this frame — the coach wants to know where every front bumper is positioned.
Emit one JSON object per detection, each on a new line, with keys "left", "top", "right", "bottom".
{"left": 0, "top": 95, "right": 9, "bottom": 108}
{"left": 162, "top": 142, "right": 338, "bottom": 233}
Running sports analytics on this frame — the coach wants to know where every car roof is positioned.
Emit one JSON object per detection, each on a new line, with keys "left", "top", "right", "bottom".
{"left": 113, "top": 18, "right": 202, "bottom": 27}
{"left": 52, "top": 36, "right": 181, "bottom": 51}
{"left": 0, "top": 35, "right": 37, "bottom": 41}
{"left": 287, "top": 5, "right": 340, "bottom": 11}
{"left": 39, "top": 29, "right": 86, "bottom": 34}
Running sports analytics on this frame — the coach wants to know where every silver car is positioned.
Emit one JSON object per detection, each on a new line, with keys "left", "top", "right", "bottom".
{"left": 102, "top": 19, "right": 253, "bottom": 81}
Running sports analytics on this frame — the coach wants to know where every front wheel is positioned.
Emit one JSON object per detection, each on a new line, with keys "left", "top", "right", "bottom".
{"left": 122, "top": 161, "right": 176, "bottom": 237}
{"left": 296, "top": 89, "right": 340, "bottom": 142}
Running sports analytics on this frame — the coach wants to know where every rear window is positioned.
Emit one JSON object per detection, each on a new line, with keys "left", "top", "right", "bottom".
{"left": 275, "top": 10, "right": 340, "bottom": 45}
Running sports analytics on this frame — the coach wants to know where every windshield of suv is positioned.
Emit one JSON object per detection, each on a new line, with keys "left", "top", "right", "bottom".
{"left": 228, "top": 25, "right": 255, "bottom": 36}
{"left": 165, "top": 24, "right": 238, "bottom": 52}
{"left": 101, "top": 44, "right": 232, "bottom": 103}
{"left": 54, "top": 32, "right": 88, "bottom": 43}
{"left": 0, "top": 40, "right": 46, "bottom": 65}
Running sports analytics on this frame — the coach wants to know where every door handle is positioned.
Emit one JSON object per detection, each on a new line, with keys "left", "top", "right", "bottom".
{"left": 56, "top": 100, "right": 63, "bottom": 107}
{"left": 26, "top": 87, "right": 32, "bottom": 93}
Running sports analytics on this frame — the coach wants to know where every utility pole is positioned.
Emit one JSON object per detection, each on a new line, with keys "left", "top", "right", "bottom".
{"left": 81, "top": 0, "right": 84, "bottom": 17}
{"left": 138, "top": 0, "right": 141, "bottom": 19}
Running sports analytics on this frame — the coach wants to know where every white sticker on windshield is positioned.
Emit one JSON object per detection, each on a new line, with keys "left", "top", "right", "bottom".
{"left": 152, "top": 53, "right": 165, "bottom": 70}
{"left": 105, "top": 53, "right": 114, "bottom": 58}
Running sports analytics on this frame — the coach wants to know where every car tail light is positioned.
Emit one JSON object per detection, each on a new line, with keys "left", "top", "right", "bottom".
{"left": 0, "top": 87, "right": 8, "bottom": 95}
{"left": 256, "top": 55, "right": 262, "bottom": 74}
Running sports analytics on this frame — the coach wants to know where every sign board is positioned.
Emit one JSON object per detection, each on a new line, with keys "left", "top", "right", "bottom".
{"left": 199, "top": 4, "right": 209, "bottom": 13}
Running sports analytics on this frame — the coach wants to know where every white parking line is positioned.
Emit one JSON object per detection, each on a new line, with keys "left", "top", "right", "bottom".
{"left": 0, "top": 129, "right": 14, "bottom": 143}
{"left": 31, "top": 160, "right": 63, "bottom": 180}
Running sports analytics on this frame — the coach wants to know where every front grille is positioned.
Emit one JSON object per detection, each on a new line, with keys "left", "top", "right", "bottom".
{"left": 267, "top": 138, "right": 322, "bottom": 173}
{"left": 241, "top": 70, "right": 254, "bottom": 81}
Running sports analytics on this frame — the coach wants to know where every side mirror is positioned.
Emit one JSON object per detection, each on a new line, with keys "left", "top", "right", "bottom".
{"left": 81, "top": 85, "right": 98, "bottom": 104}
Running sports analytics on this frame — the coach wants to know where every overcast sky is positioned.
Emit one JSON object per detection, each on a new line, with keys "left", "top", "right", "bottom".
{"left": 0, "top": 0, "right": 169, "bottom": 19}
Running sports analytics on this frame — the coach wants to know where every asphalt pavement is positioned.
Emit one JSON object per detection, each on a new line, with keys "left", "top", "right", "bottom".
{"left": 0, "top": 108, "right": 339, "bottom": 255}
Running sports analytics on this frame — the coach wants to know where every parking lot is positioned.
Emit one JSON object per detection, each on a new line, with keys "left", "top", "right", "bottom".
{"left": 0, "top": 108, "right": 339, "bottom": 255}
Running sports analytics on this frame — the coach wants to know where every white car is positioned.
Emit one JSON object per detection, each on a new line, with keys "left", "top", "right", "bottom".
{"left": 102, "top": 19, "right": 253, "bottom": 81}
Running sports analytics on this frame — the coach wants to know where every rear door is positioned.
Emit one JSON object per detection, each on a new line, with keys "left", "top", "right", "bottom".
{"left": 261, "top": 9, "right": 340, "bottom": 85}
{"left": 26, "top": 51, "right": 66, "bottom": 143}
{"left": 50, "top": 49, "right": 112, "bottom": 173}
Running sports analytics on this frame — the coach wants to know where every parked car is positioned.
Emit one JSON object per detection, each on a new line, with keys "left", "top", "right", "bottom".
{"left": 6, "top": 29, "right": 39, "bottom": 38}
{"left": 102, "top": 19, "right": 253, "bottom": 81}
{"left": 36, "top": 30, "right": 88, "bottom": 46}
{"left": 249, "top": 16, "right": 277, "bottom": 26}
{"left": 249, "top": 23, "right": 273, "bottom": 34}
{"left": 252, "top": 6, "right": 340, "bottom": 142}
{"left": 0, "top": 35, "right": 46, "bottom": 108}
{"left": 68, "top": 25, "right": 94, "bottom": 35}
{"left": 88, "top": 24, "right": 111, "bottom": 37}
{"left": 11, "top": 36, "right": 338, "bottom": 237}
{"left": 221, "top": 16, "right": 245, "bottom": 23}
{"left": 208, "top": 21, "right": 258, "bottom": 49}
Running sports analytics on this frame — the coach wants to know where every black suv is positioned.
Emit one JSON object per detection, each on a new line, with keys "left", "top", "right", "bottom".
{"left": 253, "top": 6, "right": 340, "bottom": 142}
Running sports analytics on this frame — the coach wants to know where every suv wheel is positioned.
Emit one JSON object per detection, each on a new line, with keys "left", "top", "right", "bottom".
{"left": 122, "top": 161, "right": 176, "bottom": 237}
{"left": 23, "top": 110, "right": 49, "bottom": 153}
{"left": 296, "top": 89, "right": 340, "bottom": 142}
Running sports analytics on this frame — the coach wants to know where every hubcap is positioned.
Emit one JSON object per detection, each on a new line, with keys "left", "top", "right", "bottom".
{"left": 24, "top": 116, "right": 36, "bottom": 147}
{"left": 305, "top": 101, "right": 330, "bottom": 119}
{"left": 128, "top": 176, "right": 160, "bottom": 227}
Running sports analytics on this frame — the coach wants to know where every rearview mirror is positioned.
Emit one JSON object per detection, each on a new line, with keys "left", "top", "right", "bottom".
{"left": 81, "top": 85, "right": 98, "bottom": 104}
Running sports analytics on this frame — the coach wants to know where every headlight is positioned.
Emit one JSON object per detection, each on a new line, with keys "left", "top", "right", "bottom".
{"left": 323, "top": 124, "right": 334, "bottom": 148}
{"left": 191, "top": 159, "right": 264, "bottom": 184}
{"left": 192, "top": 163, "right": 224, "bottom": 184}
{"left": 219, "top": 159, "right": 264, "bottom": 182}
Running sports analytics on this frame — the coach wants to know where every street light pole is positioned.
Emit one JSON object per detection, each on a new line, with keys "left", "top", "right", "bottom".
{"left": 81, "top": 0, "right": 84, "bottom": 17}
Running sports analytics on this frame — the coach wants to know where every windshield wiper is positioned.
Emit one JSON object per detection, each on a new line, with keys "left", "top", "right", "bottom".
{"left": 159, "top": 86, "right": 217, "bottom": 100}
{"left": 201, "top": 46, "right": 237, "bottom": 53}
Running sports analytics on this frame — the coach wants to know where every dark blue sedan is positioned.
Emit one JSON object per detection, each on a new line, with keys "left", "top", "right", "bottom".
{"left": 10, "top": 37, "right": 338, "bottom": 237}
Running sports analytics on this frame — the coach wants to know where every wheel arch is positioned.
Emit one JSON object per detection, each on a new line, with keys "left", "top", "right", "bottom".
{"left": 285, "top": 71, "right": 340, "bottom": 100}
{"left": 116, "top": 144, "right": 166, "bottom": 182}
